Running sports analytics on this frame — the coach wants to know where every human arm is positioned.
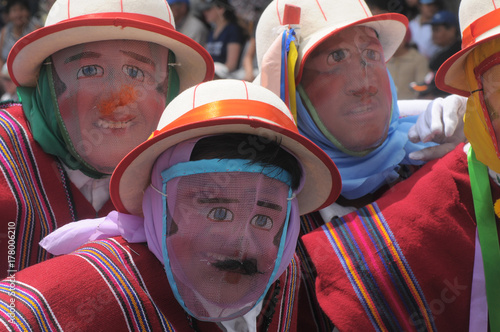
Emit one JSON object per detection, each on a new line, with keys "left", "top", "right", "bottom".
{"left": 242, "top": 37, "right": 256, "bottom": 81}
{"left": 0, "top": 27, "right": 6, "bottom": 68}
{"left": 225, "top": 42, "right": 242, "bottom": 72}
{"left": 406, "top": 95, "right": 467, "bottom": 161}
{"left": 222, "top": 23, "right": 246, "bottom": 73}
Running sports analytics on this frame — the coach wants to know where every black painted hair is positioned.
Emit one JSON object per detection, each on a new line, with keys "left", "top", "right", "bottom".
{"left": 190, "top": 134, "right": 302, "bottom": 190}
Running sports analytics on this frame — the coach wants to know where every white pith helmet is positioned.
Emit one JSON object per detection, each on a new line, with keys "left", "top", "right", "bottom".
{"left": 8, "top": 0, "right": 214, "bottom": 91}
{"left": 255, "top": 0, "right": 408, "bottom": 83}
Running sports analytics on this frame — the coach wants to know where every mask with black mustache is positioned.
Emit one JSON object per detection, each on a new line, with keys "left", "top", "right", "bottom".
{"left": 211, "top": 258, "right": 264, "bottom": 275}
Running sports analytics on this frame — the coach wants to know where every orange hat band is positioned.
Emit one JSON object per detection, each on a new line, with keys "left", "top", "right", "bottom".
{"left": 462, "top": 8, "right": 500, "bottom": 48}
{"left": 151, "top": 100, "right": 299, "bottom": 138}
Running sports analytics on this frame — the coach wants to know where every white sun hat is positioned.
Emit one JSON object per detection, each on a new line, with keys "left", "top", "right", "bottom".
{"left": 436, "top": 0, "right": 500, "bottom": 97}
{"left": 7, "top": 0, "right": 214, "bottom": 91}
{"left": 255, "top": 0, "right": 408, "bottom": 83}
{"left": 110, "top": 79, "right": 342, "bottom": 216}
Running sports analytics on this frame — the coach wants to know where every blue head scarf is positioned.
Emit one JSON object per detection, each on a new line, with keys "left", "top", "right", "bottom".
{"left": 296, "top": 70, "right": 434, "bottom": 199}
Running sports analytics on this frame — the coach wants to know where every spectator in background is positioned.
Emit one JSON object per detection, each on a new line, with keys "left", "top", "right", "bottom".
{"left": 365, "top": 0, "right": 430, "bottom": 99}
{"left": 387, "top": 29, "right": 430, "bottom": 99}
{"left": 240, "top": 20, "right": 258, "bottom": 82}
{"left": 0, "top": 63, "right": 17, "bottom": 101}
{"left": 0, "top": 0, "right": 41, "bottom": 67}
{"left": 229, "top": 0, "right": 271, "bottom": 81}
{"left": 404, "top": 0, "right": 419, "bottom": 20}
{"left": 201, "top": 0, "right": 246, "bottom": 78}
{"left": 410, "top": 10, "right": 461, "bottom": 98}
{"left": 168, "top": 0, "right": 209, "bottom": 46}
{"left": 36, "top": 0, "right": 56, "bottom": 24}
{"left": 409, "top": 0, "right": 441, "bottom": 59}
{"left": 365, "top": 0, "right": 389, "bottom": 15}
{"left": 366, "top": 0, "right": 414, "bottom": 18}
{"left": 428, "top": 10, "right": 461, "bottom": 74}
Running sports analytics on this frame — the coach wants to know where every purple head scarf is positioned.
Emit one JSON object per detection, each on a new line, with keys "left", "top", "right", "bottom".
{"left": 41, "top": 137, "right": 303, "bottom": 281}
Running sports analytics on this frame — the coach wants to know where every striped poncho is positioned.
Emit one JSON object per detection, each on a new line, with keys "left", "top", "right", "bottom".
{"left": 302, "top": 145, "right": 483, "bottom": 331}
{"left": 0, "top": 104, "right": 115, "bottom": 277}
{"left": 0, "top": 236, "right": 301, "bottom": 331}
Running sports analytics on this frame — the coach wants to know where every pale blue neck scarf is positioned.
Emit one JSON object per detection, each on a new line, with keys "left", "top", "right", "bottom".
{"left": 296, "top": 71, "right": 434, "bottom": 199}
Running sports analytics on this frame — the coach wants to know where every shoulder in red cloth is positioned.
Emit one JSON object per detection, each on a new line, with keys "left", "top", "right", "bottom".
{"left": 302, "top": 144, "right": 475, "bottom": 331}
{"left": 0, "top": 104, "right": 114, "bottom": 277}
{"left": 0, "top": 236, "right": 303, "bottom": 331}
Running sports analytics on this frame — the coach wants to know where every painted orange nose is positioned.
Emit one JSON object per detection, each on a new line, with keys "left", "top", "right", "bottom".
{"left": 98, "top": 85, "right": 137, "bottom": 116}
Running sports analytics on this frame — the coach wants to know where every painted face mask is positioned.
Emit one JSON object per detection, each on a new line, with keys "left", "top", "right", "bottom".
{"left": 50, "top": 39, "right": 171, "bottom": 174}
{"left": 158, "top": 158, "right": 294, "bottom": 321}
{"left": 296, "top": 26, "right": 430, "bottom": 199}
{"left": 300, "top": 26, "right": 393, "bottom": 156}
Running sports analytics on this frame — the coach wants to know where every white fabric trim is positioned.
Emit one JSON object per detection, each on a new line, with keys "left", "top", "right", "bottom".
{"left": 219, "top": 301, "right": 263, "bottom": 332}
{"left": 319, "top": 202, "right": 357, "bottom": 223}
{"left": 62, "top": 164, "right": 111, "bottom": 211}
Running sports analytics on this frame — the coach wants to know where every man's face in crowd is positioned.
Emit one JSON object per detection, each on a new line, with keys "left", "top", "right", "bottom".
{"left": 431, "top": 25, "right": 457, "bottom": 47}
{"left": 202, "top": 5, "right": 223, "bottom": 24}
{"left": 481, "top": 64, "right": 500, "bottom": 148}
{"left": 166, "top": 172, "right": 289, "bottom": 305}
{"left": 301, "top": 26, "right": 392, "bottom": 152}
{"left": 51, "top": 40, "right": 170, "bottom": 173}
{"left": 170, "top": 2, "right": 188, "bottom": 24}
{"left": 8, "top": 3, "right": 30, "bottom": 28}
{"left": 419, "top": 3, "right": 438, "bottom": 21}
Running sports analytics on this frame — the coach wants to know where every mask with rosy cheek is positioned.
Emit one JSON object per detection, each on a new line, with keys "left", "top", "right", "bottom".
{"left": 160, "top": 159, "right": 293, "bottom": 321}
{"left": 50, "top": 39, "right": 170, "bottom": 174}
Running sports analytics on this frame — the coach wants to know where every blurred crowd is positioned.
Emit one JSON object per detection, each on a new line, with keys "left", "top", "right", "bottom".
{"left": 0, "top": 0, "right": 55, "bottom": 101}
{"left": 169, "top": 0, "right": 270, "bottom": 81}
{"left": 366, "top": 0, "right": 461, "bottom": 99}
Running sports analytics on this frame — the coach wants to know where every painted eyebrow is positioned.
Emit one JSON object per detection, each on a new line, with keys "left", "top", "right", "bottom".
{"left": 257, "top": 200, "right": 283, "bottom": 212}
{"left": 64, "top": 51, "right": 100, "bottom": 64}
{"left": 197, "top": 198, "right": 283, "bottom": 211}
{"left": 361, "top": 38, "right": 383, "bottom": 49}
{"left": 120, "top": 50, "right": 156, "bottom": 66}
{"left": 198, "top": 198, "right": 239, "bottom": 204}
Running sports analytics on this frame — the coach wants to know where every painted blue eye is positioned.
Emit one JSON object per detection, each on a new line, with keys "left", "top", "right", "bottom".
{"left": 250, "top": 215, "right": 273, "bottom": 230}
{"left": 77, "top": 65, "right": 103, "bottom": 78}
{"left": 207, "top": 207, "right": 234, "bottom": 222}
{"left": 122, "top": 65, "right": 145, "bottom": 81}
{"left": 327, "top": 49, "right": 350, "bottom": 66}
{"left": 363, "top": 49, "right": 382, "bottom": 62}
